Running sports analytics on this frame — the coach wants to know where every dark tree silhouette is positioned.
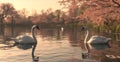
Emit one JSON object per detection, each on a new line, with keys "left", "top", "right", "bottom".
{"left": 0, "top": 3, "right": 17, "bottom": 24}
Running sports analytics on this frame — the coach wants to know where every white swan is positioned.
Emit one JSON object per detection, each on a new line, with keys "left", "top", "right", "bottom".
{"left": 81, "top": 26, "right": 111, "bottom": 44}
{"left": 11, "top": 25, "right": 39, "bottom": 44}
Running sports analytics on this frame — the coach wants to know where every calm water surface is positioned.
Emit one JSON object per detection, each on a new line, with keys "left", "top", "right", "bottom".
{"left": 0, "top": 26, "right": 120, "bottom": 62}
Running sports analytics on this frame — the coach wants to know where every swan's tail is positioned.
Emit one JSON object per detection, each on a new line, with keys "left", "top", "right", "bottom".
{"left": 108, "top": 38, "right": 112, "bottom": 41}
{"left": 11, "top": 38, "right": 16, "bottom": 40}
{"left": 10, "top": 38, "right": 18, "bottom": 44}
{"left": 107, "top": 38, "right": 111, "bottom": 41}
{"left": 106, "top": 38, "right": 111, "bottom": 44}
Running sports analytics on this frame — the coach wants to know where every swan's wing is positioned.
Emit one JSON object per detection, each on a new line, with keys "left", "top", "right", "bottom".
{"left": 88, "top": 36, "right": 109, "bottom": 44}
{"left": 18, "top": 35, "right": 34, "bottom": 43}
{"left": 88, "top": 44, "right": 110, "bottom": 50}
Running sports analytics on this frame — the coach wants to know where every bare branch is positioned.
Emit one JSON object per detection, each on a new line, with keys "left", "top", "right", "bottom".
{"left": 112, "top": 0, "right": 120, "bottom": 7}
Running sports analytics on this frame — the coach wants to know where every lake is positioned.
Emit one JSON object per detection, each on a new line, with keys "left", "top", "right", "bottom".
{"left": 0, "top": 25, "right": 120, "bottom": 62}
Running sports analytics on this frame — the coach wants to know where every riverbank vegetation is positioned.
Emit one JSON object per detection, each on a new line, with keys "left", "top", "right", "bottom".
{"left": 0, "top": 0, "right": 120, "bottom": 33}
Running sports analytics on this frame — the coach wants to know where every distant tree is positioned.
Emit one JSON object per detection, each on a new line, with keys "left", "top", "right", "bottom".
{"left": 29, "top": 9, "right": 53, "bottom": 24}
{"left": 54, "top": 10, "right": 61, "bottom": 22}
{"left": 0, "top": 3, "right": 18, "bottom": 24}
{"left": 16, "top": 8, "right": 32, "bottom": 25}
{"left": 39, "top": 10, "right": 48, "bottom": 23}
{"left": 18, "top": 8, "right": 28, "bottom": 19}
{"left": 59, "top": 0, "right": 84, "bottom": 17}
{"left": 53, "top": 9, "right": 65, "bottom": 23}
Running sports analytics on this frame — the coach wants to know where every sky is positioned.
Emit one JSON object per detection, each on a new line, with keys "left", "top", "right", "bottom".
{"left": 0, "top": 0, "right": 62, "bottom": 15}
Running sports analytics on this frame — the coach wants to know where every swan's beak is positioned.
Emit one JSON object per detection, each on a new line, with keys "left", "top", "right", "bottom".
{"left": 36, "top": 26, "right": 40, "bottom": 30}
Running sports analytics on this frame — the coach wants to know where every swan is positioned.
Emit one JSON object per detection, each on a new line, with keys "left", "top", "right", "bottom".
{"left": 11, "top": 25, "right": 39, "bottom": 44}
{"left": 81, "top": 26, "right": 111, "bottom": 44}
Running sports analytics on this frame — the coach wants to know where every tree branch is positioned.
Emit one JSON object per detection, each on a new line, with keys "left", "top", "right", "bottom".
{"left": 112, "top": 0, "right": 120, "bottom": 7}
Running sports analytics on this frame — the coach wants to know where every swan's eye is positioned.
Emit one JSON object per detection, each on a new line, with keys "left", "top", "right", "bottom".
{"left": 81, "top": 26, "right": 86, "bottom": 30}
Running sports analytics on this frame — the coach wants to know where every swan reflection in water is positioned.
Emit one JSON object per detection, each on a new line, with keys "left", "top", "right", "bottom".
{"left": 0, "top": 42, "right": 39, "bottom": 62}
{"left": 82, "top": 43, "right": 111, "bottom": 61}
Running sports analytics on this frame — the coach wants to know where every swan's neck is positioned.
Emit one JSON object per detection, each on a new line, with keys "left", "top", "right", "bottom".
{"left": 84, "top": 30, "right": 90, "bottom": 43}
{"left": 31, "top": 27, "right": 38, "bottom": 61}
{"left": 31, "top": 28, "right": 37, "bottom": 43}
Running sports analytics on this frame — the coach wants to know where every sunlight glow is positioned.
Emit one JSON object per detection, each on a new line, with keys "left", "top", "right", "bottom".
{"left": 0, "top": 0, "right": 61, "bottom": 15}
